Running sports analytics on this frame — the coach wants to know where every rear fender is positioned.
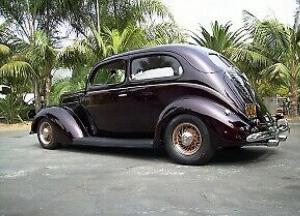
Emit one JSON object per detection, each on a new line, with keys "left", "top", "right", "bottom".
{"left": 31, "top": 106, "right": 86, "bottom": 144}
{"left": 154, "top": 97, "right": 249, "bottom": 147}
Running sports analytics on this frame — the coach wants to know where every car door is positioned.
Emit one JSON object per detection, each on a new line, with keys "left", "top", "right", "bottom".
{"left": 81, "top": 59, "right": 131, "bottom": 137}
{"left": 125, "top": 54, "right": 184, "bottom": 136}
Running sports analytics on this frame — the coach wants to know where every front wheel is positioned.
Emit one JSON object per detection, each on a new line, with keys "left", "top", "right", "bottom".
{"left": 164, "top": 114, "right": 215, "bottom": 165}
{"left": 37, "top": 119, "right": 60, "bottom": 150}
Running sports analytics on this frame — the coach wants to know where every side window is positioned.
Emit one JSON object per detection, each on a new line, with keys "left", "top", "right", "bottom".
{"left": 131, "top": 55, "right": 183, "bottom": 81}
{"left": 91, "top": 60, "right": 126, "bottom": 86}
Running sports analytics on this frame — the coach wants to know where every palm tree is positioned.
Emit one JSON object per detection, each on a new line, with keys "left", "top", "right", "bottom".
{"left": 242, "top": 9, "right": 300, "bottom": 115}
{"left": 0, "top": 0, "right": 60, "bottom": 110}
{"left": 59, "top": 25, "right": 146, "bottom": 65}
{"left": 64, "top": 0, "right": 173, "bottom": 35}
{"left": 190, "top": 21, "right": 247, "bottom": 57}
{"left": 0, "top": 30, "right": 58, "bottom": 111}
{"left": 146, "top": 22, "right": 187, "bottom": 45}
{"left": 0, "top": 43, "right": 33, "bottom": 78}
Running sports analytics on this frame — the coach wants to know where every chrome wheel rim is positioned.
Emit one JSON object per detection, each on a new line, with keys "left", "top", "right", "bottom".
{"left": 38, "top": 122, "right": 53, "bottom": 145}
{"left": 172, "top": 122, "right": 202, "bottom": 155}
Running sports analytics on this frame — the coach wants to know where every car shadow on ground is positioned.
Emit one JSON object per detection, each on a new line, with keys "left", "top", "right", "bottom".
{"left": 52, "top": 143, "right": 279, "bottom": 165}
{"left": 210, "top": 147, "right": 279, "bottom": 165}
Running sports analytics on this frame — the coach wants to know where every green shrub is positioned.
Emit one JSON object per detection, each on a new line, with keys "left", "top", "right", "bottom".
{"left": 0, "top": 93, "right": 28, "bottom": 124}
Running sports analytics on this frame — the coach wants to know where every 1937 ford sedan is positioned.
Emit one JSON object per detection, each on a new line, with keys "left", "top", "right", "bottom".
{"left": 30, "top": 44, "right": 289, "bottom": 164}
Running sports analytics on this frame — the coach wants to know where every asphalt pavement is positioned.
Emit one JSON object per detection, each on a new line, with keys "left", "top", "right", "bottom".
{"left": 0, "top": 122, "right": 300, "bottom": 216}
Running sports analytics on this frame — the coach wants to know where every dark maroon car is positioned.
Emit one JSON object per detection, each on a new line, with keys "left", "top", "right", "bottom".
{"left": 30, "top": 44, "right": 289, "bottom": 164}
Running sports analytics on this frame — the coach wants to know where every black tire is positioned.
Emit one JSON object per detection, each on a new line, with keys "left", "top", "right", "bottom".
{"left": 164, "top": 114, "right": 215, "bottom": 165}
{"left": 37, "top": 118, "right": 59, "bottom": 150}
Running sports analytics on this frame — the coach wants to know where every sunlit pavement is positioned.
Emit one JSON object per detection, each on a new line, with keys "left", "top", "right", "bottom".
{"left": 0, "top": 122, "right": 299, "bottom": 216}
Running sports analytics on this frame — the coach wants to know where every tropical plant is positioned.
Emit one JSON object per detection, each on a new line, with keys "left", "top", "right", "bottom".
{"left": 0, "top": 31, "right": 58, "bottom": 112}
{"left": 50, "top": 66, "right": 88, "bottom": 105}
{"left": 0, "top": 0, "right": 69, "bottom": 110}
{"left": 242, "top": 8, "right": 300, "bottom": 115}
{"left": 190, "top": 21, "right": 247, "bottom": 57}
{"left": 27, "top": 31, "right": 58, "bottom": 106}
{"left": 63, "top": 0, "right": 173, "bottom": 35}
{"left": 88, "top": 25, "right": 147, "bottom": 58}
{"left": 146, "top": 22, "right": 187, "bottom": 45}
{"left": 0, "top": 43, "right": 33, "bottom": 78}
{"left": 0, "top": 93, "right": 29, "bottom": 124}
{"left": 0, "top": 0, "right": 75, "bottom": 39}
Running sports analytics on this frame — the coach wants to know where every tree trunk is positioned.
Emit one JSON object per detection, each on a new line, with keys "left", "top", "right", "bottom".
{"left": 33, "top": 79, "right": 41, "bottom": 113}
{"left": 44, "top": 74, "right": 52, "bottom": 106}
{"left": 113, "top": 0, "right": 118, "bottom": 28}
{"left": 96, "top": 0, "right": 101, "bottom": 32}
{"left": 290, "top": 79, "right": 298, "bottom": 116}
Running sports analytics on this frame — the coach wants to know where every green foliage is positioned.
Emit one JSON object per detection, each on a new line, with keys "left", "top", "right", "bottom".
{"left": 146, "top": 22, "right": 187, "bottom": 45}
{"left": 0, "top": 43, "right": 34, "bottom": 78}
{"left": 252, "top": 80, "right": 285, "bottom": 98}
{"left": 241, "top": 9, "right": 300, "bottom": 114}
{"left": 61, "top": 0, "right": 173, "bottom": 34}
{"left": 191, "top": 21, "right": 247, "bottom": 56}
{"left": 0, "top": 93, "right": 29, "bottom": 124}
{"left": 0, "top": 44, "right": 10, "bottom": 57}
{"left": 50, "top": 66, "right": 88, "bottom": 105}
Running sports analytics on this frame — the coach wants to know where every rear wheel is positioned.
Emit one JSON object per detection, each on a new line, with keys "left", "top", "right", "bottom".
{"left": 37, "top": 119, "right": 59, "bottom": 150}
{"left": 164, "top": 114, "right": 215, "bottom": 165}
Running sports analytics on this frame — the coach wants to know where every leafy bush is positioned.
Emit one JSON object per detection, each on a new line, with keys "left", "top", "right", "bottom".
{"left": 0, "top": 93, "right": 29, "bottom": 124}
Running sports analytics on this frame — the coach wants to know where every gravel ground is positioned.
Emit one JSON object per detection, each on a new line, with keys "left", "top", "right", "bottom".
{"left": 0, "top": 122, "right": 299, "bottom": 216}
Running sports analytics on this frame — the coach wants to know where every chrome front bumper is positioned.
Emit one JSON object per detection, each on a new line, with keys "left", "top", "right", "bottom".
{"left": 245, "top": 118, "right": 290, "bottom": 147}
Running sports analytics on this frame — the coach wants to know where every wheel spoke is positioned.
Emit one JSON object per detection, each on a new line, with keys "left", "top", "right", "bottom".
{"left": 39, "top": 122, "right": 53, "bottom": 145}
{"left": 172, "top": 122, "right": 202, "bottom": 156}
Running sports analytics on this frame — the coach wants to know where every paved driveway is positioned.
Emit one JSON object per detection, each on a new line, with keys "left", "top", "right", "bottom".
{"left": 0, "top": 122, "right": 299, "bottom": 216}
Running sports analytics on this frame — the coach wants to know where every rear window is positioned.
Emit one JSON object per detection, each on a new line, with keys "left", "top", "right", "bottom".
{"left": 208, "top": 54, "right": 233, "bottom": 69}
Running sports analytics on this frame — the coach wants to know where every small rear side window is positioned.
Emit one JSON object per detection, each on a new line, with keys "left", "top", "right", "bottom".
{"left": 208, "top": 54, "right": 232, "bottom": 69}
{"left": 131, "top": 55, "right": 183, "bottom": 81}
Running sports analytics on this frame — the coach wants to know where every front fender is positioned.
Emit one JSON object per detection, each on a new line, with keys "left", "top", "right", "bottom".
{"left": 31, "top": 106, "right": 86, "bottom": 144}
{"left": 154, "top": 97, "right": 249, "bottom": 147}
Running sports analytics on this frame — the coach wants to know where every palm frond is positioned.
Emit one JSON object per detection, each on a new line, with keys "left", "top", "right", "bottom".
{"left": 260, "top": 63, "right": 290, "bottom": 85}
{"left": 134, "top": 0, "right": 173, "bottom": 21}
{"left": 0, "top": 43, "right": 10, "bottom": 57}
{"left": 228, "top": 47, "right": 272, "bottom": 69}
{"left": 58, "top": 40, "right": 90, "bottom": 68}
{"left": 254, "top": 20, "right": 290, "bottom": 56}
{"left": 190, "top": 21, "right": 247, "bottom": 57}
{"left": 242, "top": 10, "right": 259, "bottom": 34}
{"left": 0, "top": 60, "right": 34, "bottom": 78}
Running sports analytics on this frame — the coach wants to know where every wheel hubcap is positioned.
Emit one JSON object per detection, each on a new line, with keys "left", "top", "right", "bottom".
{"left": 39, "top": 122, "right": 53, "bottom": 145}
{"left": 172, "top": 122, "right": 202, "bottom": 155}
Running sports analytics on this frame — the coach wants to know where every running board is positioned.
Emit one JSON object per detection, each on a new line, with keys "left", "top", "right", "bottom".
{"left": 72, "top": 137, "right": 154, "bottom": 148}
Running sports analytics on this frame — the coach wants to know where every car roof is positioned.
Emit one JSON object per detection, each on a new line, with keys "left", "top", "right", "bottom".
{"left": 98, "top": 44, "right": 221, "bottom": 73}
{"left": 102, "top": 44, "right": 218, "bottom": 61}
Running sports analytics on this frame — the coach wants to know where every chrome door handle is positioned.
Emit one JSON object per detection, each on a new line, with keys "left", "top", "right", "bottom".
{"left": 118, "top": 93, "right": 127, "bottom": 97}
